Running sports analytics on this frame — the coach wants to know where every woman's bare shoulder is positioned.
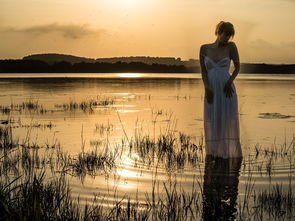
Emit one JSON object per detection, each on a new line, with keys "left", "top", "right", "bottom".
{"left": 228, "top": 41, "right": 237, "bottom": 49}
{"left": 200, "top": 43, "right": 213, "bottom": 53}
{"left": 200, "top": 43, "right": 214, "bottom": 48}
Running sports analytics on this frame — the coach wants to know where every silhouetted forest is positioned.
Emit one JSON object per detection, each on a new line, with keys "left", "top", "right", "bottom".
{"left": 1, "top": 59, "right": 295, "bottom": 73}
{"left": 0, "top": 59, "right": 197, "bottom": 73}
{"left": 239, "top": 63, "right": 295, "bottom": 74}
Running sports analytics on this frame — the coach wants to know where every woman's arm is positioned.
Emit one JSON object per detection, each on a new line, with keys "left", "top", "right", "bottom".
{"left": 199, "top": 45, "right": 213, "bottom": 103}
{"left": 224, "top": 42, "right": 240, "bottom": 98}
{"left": 199, "top": 45, "right": 210, "bottom": 89}
{"left": 228, "top": 42, "right": 240, "bottom": 83}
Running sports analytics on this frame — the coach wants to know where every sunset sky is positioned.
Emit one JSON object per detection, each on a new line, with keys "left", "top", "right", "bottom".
{"left": 1, "top": 0, "right": 294, "bottom": 63}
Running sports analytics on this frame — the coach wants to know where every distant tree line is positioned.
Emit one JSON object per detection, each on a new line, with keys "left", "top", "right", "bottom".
{"left": 0, "top": 59, "right": 295, "bottom": 73}
{"left": 240, "top": 63, "right": 295, "bottom": 74}
{"left": 0, "top": 59, "right": 198, "bottom": 73}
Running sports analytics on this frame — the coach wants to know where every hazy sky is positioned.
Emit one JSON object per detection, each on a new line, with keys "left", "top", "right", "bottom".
{"left": 1, "top": 0, "right": 295, "bottom": 63}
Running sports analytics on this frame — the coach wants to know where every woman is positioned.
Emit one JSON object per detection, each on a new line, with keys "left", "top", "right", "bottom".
{"left": 199, "top": 21, "right": 242, "bottom": 158}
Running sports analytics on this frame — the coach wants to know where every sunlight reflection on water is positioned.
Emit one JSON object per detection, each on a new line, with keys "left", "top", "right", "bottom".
{"left": 117, "top": 73, "right": 144, "bottom": 78}
{"left": 0, "top": 73, "right": 294, "bottom": 220}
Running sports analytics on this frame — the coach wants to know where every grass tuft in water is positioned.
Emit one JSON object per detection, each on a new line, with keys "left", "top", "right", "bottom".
{"left": 0, "top": 126, "right": 18, "bottom": 149}
{"left": 0, "top": 171, "right": 102, "bottom": 220}
{"left": 130, "top": 132, "right": 204, "bottom": 170}
{"left": 70, "top": 146, "right": 119, "bottom": 178}
{"left": 56, "top": 97, "right": 115, "bottom": 113}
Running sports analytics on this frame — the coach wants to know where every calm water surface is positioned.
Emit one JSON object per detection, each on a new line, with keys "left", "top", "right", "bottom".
{"left": 0, "top": 73, "right": 294, "bottom": 219}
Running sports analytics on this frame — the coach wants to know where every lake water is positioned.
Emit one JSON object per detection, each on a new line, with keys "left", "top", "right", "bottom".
{"left": 0, "top": 73, "right": 294, "bottom": 219}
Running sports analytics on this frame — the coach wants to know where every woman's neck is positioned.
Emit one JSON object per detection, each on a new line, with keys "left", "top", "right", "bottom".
{"left": 214, "top": 39, "right": 227, "bottom": 48}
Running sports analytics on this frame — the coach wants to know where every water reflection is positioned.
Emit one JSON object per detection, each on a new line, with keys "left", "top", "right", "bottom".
{"left": 202, "top": 156, "right": 242, "bottom": 220}
{"left": 117, "top": 73, "right": 144, "bottom": 78}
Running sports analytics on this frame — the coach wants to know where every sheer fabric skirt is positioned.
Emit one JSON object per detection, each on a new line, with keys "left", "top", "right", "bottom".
{"left": 204, "top": 70, "right": 242, "bottom": 158}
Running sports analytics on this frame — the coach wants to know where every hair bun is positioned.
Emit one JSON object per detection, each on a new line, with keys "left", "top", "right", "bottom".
{"left": 215, "top": 21, "right": 235, "bottom": 38}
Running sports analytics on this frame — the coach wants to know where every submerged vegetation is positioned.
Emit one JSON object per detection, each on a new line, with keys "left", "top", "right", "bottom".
{"left": 55, "top": 97, "right": 115, "bottom": 113}
{"left": 0, "top": 96, "right": 294, "bottom": 220}
{"left": 0, "top": 97, "right": 116, "bottom": 117}
{"left": 0, "top": 121, "right": 294, "bottom": 220}
{"left": 0, "top": 99, "right": 48, "bottom": 115}
{"left": 128, "top": 132, "right": 204, "bottom": 170}
{"left": 70, "top": 146, "right": 119, "bottom": 178}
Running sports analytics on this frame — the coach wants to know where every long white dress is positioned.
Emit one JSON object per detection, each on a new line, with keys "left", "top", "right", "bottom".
{"left": 203, "top": 55, "right": 242, "bottom": 158}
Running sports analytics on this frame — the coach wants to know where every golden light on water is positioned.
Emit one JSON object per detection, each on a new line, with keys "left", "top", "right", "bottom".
{"left": 117, "top": 73, "right": 144, "bottom": 78}
{"left": 116, "top": 154, "right": 142, "bottom": 179}
{"left": 120, "top": 154, "right": 140, "bottom": 166}
{"left": 117, "top": 168, "right": 138, "bottom": 178}
{"left": 117, "top": 110, "right": 139, "bottom": 113}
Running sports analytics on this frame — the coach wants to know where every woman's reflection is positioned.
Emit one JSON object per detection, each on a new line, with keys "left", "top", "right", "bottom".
{"left": 202, "top": 155, "right": 242, "bottom": 220}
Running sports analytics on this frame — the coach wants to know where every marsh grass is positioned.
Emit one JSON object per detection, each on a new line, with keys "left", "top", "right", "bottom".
{"left": 0, "top": 99, "right": 49, "bottom": 115}
{"left": 0, "top": 171, "right": 104, "bottom": 221}
{"left": 55, "top": 97, "right": 115, "bottom": 113}
{"left": 0, "top": 123, "right": 119, "bottom": 179}
{"left": 15, "top": 99, "right": 47, "bottom": 114}
{"left": 129, "top": 131, "right": 204, "bottom": 170}
{"left": 0, "top": 126, "right": 18, "bottom": 149}
{"left": 94, "top": 122, "right": 114, "bottom": 135}
{"left": 237, "top": 139, "right": 295, "bottom": 221}
{"left": 0, "top": 106, "right": 11, "bottom": 114}
{"left": 17, "top": 121, "right": 55, "bottom": 130}
{"left": 251, "top": 135, "right": 295, "bottom": 178}
{"left": 254, "top": 183, "right": 295, "bottom": 219}
{"left": 0, "top": 119, "right": 295, "bottom": 220}
{"left": 254, "top": 135, "right": 295, "bottom": 159}
{"left": 70, "top": 146, "right": 119, "bottom": 178}
{"left": 153, "top": 178, "right": 203, "bottom": 220}
{"left": 1, "top": 97, "right": 115, "bottom": 116}
{"left": 1, "top": 156, "right": 293, "bottom": 220}
{"left": 0, "top": 146, "right": 202, "bottom": 220}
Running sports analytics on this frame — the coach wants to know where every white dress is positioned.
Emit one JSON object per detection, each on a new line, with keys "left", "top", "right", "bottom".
{"left": 203, "top": 55, "right": 242, "bottom": 158}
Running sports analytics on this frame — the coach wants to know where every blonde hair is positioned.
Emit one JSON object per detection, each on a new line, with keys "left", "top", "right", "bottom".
{"left": 215, "top": 21, "right": 235, "bottom": 38}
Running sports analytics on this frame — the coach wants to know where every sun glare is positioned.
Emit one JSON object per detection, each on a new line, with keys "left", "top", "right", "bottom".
{"left": 117, "top": 73, "right": 144, "bottom": 78}
{"left": 109, "top": 0, "right": 146, "bottom": 9}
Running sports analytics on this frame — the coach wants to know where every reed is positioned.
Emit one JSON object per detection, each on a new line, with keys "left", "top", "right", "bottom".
{"left": 0, "top": 171, "right": 103, "bottom": 220}
{"left": 0, "top": 99, "right": 50, "bottom": 115}
{"left": 0, "top": 126, "right": 17, "bottom": 149}
{"left": 0, "top": 106, "right": 11, "bottom": 114}
{"left": 94, "top": 122, "right": 114, "bottom": 135}
{"left": 0, "top": 119, "right": 295, "bottom": 220}
{"left": 129, "top": 132, "right": 204, "bottom": 170}
{"left": 56, "top": 98, "right": 115, "bottom": 113}
{"left": 70, "top": 146, "right": 119, "bottom": 179}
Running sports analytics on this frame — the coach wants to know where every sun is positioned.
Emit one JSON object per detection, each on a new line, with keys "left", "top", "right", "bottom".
{"left": 124, "top": 0, "right": 142, "bottom": 4}
{"left": 110, "top": 0, "right": 146, "bottom": 9}
{"left": 120, "top": 0, "right": 145, "bottom": 5}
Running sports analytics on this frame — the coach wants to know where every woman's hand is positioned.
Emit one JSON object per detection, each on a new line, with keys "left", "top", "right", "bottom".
{"left": 205, "top": 87, "right": 214, "bottom": 104}
{"left": 223, "top": 80, "right": 234, "bottom": 98}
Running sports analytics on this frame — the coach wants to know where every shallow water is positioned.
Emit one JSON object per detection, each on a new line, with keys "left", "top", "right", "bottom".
{"left": 0, "top": 73, "right": 294, "bottom": 219}
{"left": 0, "top": 73, "right": 294, "bottom": 148}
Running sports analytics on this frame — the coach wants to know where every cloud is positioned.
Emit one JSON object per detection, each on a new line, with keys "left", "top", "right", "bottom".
{"left": 249, "top": 39, "right": 275, "bottom": 49}
{"left": 284, "top": 41, "right": 295, "bottom": 48}
{"left": 250, "top": 39, "right": 295, "bottom": 50}
{"left": 245, "top": 38, "right": 295, "bottom": 63}
{"left": 0, "top": 23, "right": 106, "bottom": 39}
